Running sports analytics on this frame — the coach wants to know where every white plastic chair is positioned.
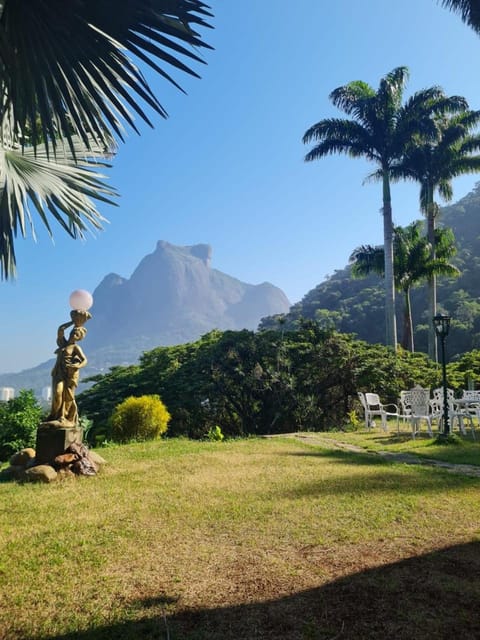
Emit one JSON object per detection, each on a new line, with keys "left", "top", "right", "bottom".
{"left": 357, "top": 392, "right": 399, "bottom": 431}
{"left": 405, "top": 386, "right": 433, "bottom": 438}
{"left": 457, "top": 390, "right": 480, "bottom": 435}
{"left": 431, "top": 388, "right": 475, "bottom": 439}
{"left": 399, "top": 390, "right": 412, "bottom": 424}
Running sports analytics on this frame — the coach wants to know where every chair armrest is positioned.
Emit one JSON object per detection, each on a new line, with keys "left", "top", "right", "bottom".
{"left": 381, "top": 403, "right": 399, "bottom": 415}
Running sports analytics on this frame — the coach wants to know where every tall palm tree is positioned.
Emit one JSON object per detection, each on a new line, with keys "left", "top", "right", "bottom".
{"left": 440, "top": 1, "right": 480, "bottom": 32}
{"left": 303, "top": 66, "right": 449, "bottom": 349}
{"left": 0, "top": 1, "right": 213, "bottom": 279}
{"left": 350, "top": 222, "right": 460, "bottom": 352}
{"left": 391, "top": 109, "right": 480, "bottom": 359}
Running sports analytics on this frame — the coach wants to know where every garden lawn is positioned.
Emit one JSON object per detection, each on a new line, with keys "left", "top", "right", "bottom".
{"left": 318, "top": 423, "right": 480, "bottom": 465}
{"left": 1, "top": 436, "right": 480, "bottom": 640}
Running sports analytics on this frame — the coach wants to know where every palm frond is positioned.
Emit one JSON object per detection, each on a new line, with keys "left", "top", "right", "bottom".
{"left": 329, "top": 81, "right": 375, "bottom": 114}
{"left": 349, "top": 244, "right": 385, "bottom": 278}
{"left": 0, "top": 136, "right": 117, "bottom": 279}
{"left": 395, "top": 89, "right": 449, "bottom": 147}
{"left": 303, "top": 119, "right": 379, "bottom": 162}
{"left": 428, "top": 94, "right": 469, "bottom": 116}
{"left": 434, "top": 226, "right": 458, "bottom": 259}
{"left": 304, "top": 139, "right": 378, "bottom": 163}
{"left": 440, "top": 0, "right": 480, "bottom": 34}
{"left": 303, "top": 118, "right": 370, "bottom": 144}
{"left": 457, "top": 135, "right": 480, "bottom": 155}
{"left": 0, "top": 0, "right": 213, "bottom": 152}
{"left": 329, "top": 82, "right": 378, "bottom": 129}
{"left": 378, "top": 66, "right": 409, "bottom": 114}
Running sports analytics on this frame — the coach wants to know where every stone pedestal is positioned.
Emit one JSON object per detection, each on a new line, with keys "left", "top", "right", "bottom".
{"left": 35, "top": 426, "right": 83, "bottom": 465}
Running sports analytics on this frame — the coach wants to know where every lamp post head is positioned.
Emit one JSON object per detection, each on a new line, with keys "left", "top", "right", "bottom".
{"left": 69, "top": 289, "right": 93, "bottom": 311}
{"left": 433, "top": 314, "right": 451, "bottom": 338}
{"left": 69, "top": 289, "right": 93, "bottom": 327}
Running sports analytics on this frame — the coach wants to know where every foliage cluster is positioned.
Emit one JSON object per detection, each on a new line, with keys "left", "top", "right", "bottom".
{"left": 0, "top": 390, "right": 43, "bottom": 461}
{"left": 109, "top": 395, "right": 170, "bottom": 444}
{"left": 78, "top": 325, "right": 441, "bottom": 439}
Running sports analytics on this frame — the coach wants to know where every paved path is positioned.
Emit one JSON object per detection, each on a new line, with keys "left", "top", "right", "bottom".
{"left": 277, "top": 432, "right": 480, "bottom": 478}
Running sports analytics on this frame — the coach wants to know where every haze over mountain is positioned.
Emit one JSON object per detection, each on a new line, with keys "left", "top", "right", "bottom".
{"left": 0, "top": 241, "right": 290, "bottom": 393}
{"left": 86, "top": 240, "right": 290, "bottom": 363}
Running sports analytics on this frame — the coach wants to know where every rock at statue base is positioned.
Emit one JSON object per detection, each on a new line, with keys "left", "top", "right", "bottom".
{"left": 66, "top": 442, "right": 98, "bottom": 475}
{"left": 25, "top": 465, "right": 58, "bottom": 483}
{"left": 9, "top": 448, "right": 36, "bottom": 467}
{"left": 54, "top": 453, "right": 77, "bottom": 467}
{"left": 35, "top": 425, "right": 83, "bottom": 466}
{"left": 57, "top": 467, "right": 76, "bottom": 480}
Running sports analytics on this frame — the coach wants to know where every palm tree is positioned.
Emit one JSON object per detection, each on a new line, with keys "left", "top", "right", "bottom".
{"left": 350, "top": 222, "right": 460, "bottom": 352}
{"left": 440, "top": 1, "right": 480, "bottom": 32}
{"left": 302, "top": 66, "right": 450, "bottom": 350}
{"left": 0, "top": 1, "right": 213, "bottom": 279}
{"left": 391, "top": 109, "right": 480, "bottom": 359}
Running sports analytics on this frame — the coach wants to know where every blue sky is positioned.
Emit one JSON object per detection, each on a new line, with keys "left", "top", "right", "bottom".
{"left": 2, "top": 0, "right": 480, "bottom": 374}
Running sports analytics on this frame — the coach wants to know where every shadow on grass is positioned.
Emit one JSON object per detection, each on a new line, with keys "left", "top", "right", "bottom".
{"left": 279, "top": 448, "right": 479, "bottom": 496}
{"left": 369, "top": 432, "right": 478, "bottom": 446}
{"left": 287, "top": 447, "right": 384, "bottom": 465}
{"left": 38, "top": 541, "right": 480, "bottom": 640}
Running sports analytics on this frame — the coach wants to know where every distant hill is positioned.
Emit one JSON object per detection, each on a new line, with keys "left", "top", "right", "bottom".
{"left": 260, "top": 183, "right": 480, "bottom": 359}
{"left": 0, "top": 241, "right": 290, "bottom": 394}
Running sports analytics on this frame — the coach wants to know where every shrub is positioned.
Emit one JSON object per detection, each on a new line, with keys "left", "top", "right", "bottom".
{"left": 206, "top": 425, "right": 224, "bottom": 441}
{"left": 79, "top": 415, "right": 95, "bottom": 446}
{"left": 0, "top": 390, "right": 44, "bottom": 460}
{"left": 109, "top": 395, "right": 170, "bottom": 443}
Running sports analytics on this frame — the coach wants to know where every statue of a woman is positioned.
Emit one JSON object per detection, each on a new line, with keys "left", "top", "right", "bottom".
{"left": 45, "top": 317, "right": 89, "bottom": 427}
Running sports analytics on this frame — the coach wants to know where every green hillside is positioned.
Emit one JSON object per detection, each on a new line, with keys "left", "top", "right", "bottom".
{"left": 260, "top": 184, "right": 480, "bottom": 358}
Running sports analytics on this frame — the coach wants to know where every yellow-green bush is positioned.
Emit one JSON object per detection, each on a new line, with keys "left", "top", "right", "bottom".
{"left": 109, "top": 395, "right": 170, "bottom": 443}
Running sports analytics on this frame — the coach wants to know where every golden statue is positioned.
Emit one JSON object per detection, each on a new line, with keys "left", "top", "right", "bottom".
{"left": 44, "top": 309, "right": 91, "bottom": 427}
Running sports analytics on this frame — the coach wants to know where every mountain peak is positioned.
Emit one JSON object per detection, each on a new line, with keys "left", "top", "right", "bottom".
{"left": 83, "top": 241, "right": 290, "bottom": 367}
{"left": 155, "top": 240, "right": 212, "bottom": 266}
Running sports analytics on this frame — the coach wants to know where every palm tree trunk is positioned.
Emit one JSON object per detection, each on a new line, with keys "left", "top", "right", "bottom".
{"left": 382, "top": 172, "right": 397, "bottom": 349}
{"left": 402, "top": 287, "right": 414, "bottom": 352}
{"left": 426, "top": 189, "right": 438, "bottom": 362}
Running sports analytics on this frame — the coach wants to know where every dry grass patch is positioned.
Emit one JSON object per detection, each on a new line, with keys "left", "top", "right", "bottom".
{"left": 1, "top": 437, "right": 480, "bottom": 639}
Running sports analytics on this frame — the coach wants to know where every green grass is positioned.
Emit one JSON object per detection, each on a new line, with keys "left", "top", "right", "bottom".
{"left": 319, "top": 422, "right": 480, "bottom": 465}
{"left": 1, "top": 436, "right": 480, "bottom": 639}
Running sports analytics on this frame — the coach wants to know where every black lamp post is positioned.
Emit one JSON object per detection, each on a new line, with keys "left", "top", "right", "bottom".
{"left": 433, "top": 314, "right": 451, "bottom": 437}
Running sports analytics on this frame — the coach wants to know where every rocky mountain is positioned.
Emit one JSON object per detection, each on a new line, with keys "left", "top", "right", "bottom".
{"left": 0, "top": 241, "right": 290, "bottom": 393}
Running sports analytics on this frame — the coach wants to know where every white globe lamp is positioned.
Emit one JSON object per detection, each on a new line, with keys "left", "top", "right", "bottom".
{"left": 69, "top": 289, "right": 93, "bottom": 311}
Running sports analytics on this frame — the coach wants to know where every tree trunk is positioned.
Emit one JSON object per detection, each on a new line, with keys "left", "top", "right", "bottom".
{"left": 402, "top": 287, "right": 414, "bottom": 352}
{"left": 382, "top": 172, "right": 397, "bottom": 350}
{"left": 426, "top": 189, "right": 438, "bottom": 362}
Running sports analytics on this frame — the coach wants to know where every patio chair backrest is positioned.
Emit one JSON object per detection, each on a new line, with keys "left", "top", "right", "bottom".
{"left": 432, "top": 387, "right": 455, "bottom": 408}
{"left": 433, "top": 387, "right": 454, "bottom": 400}
{"left": 357, "top": 392, "right": 367, "bottom": 410}
{"left": 364, "top": 393, "right": 382, "bottom": 408}
{"left": 399, "top": 390, "right": 411, "bottom": 413}
{"left": 408, "top": 386, "right": 430, "bottom": 416}
{"left": 462, "top": 390, "right": 480, "bottom": 402}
